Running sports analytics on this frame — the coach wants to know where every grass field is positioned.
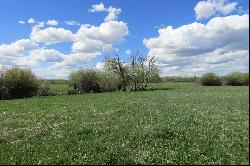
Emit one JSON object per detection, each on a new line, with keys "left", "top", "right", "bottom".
{"left": 0, "top": 83, "right": 249, "bottom": 165}
{"left": 49, "top": 83, "right": 69, "bottom": 95}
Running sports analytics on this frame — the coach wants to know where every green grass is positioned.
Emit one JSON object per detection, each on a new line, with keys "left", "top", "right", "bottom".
{"left": 0, "top": 83, "right": 249, "bottom": 165}
{"left": 49, "top": 83, "right": 69, "bottom": 95}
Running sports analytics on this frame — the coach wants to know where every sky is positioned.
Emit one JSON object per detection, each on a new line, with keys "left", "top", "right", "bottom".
{"left": 0, "top": 0, "right": 249, "bottom": 79}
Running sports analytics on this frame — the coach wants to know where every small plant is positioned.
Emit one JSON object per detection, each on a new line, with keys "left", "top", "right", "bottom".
{"left": 199, "top": 72, "right": 222, "bottom": 86}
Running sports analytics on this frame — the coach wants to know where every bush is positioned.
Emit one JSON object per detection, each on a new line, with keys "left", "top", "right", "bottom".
{"left": 242, "top": 73, "right": 249, "bottom": 85}
{"left": 2, "top": 67, "right": 40, "bottom": 99}
{"left": 199, "top": 72, "right": 222, "bottom": 86}
{"left": 0, "top": 68, "right": 10, "bottom": 99}
{"left": 68, "top": 69, "right": 124, "bottom": 94}
{"left": 97, "top": 72, "right": 120, "bottom": 92}
{"left": 224, "top": 72, "right": 249, "bottom": 86}
{"left": 37, "top": 80, "right": 52, "bottom": 96}
{"left": 68, "top": 69, "right": 101, "bottom": 94}
{"left": 1, "top": 67, "right": 52, "bottom": 99}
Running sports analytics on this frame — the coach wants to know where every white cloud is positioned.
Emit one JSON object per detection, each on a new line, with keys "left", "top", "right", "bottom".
{"left": 1, "top": 4, "right": 129, "bottom": 79}
{"left": 19, "top": 20, "right": 25, "bottom": 24}
{"left": 105, "top": 6, "right": 122, "bottom": 22}
{"left": 27, "top": 48, "right": 64, "bottom": 65}
{"left": 144, "top": 14, "right": 249, "bottom": 76}
{"left": 28, "top": 18, "right": 36, "bottom": 24}
{"left": 52, "top": 53, "right": 99, "bottom": 68}
{"left": 125, "top": 49, "right": 131, "bottom": 55}
{"left": 0, "top": 39, "right": 37, "bottom": 56}
{"left": 194, "top": 0, "right": 238, "bottom": 20}
{"left": 1, "top": 20, "right": 128, "bottom": 78}
{"left": 0, "top": 39, "right": 65, "bottom": 68}
{"left": 31, "top": 67, "right": 70, "bottom": 79}
{"left": 0, "top": 39, "right": 38, "bottom": 66}
{"left": 89, "top": 3, "right": 122, "bottom": 22}
{"left": 72, "top": 20, "right": 128, "bottom": 53}
{"left": 90, "top": 3, "right": 106, "bottom": 12}
{"left": 33, "top": 22, "right": 45, "bottom": 30}
{"left": 72, "top": 39, "right": 114, "bottom": 54}
{"left": 95, "top": 62, "right": 105, "bottom": 70}
{"left": 30, "top": 27, "right": 73, "bottom": 45}
{"left": 49, "top": 20, "right": 128, "bottom": 68}
{"left": 47, "top": 20, "right": 58, "bottom": 26}
{"left": 65, "top": 20, "right": 81, "bottom": 26}
{"left": 27, "top": 18, "right": 46, "bottom": 29}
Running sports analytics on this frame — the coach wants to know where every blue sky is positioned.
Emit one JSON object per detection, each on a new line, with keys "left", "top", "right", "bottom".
{"left": 0, "top": 0, "right": 249, "bottom": 79}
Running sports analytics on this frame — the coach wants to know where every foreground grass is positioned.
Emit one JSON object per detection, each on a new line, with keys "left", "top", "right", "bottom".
{"left": 0, "top": 83, "right": 249, "bottom": 164}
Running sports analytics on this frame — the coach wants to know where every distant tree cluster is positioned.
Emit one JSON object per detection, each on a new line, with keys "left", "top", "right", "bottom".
{"left": 199, "top": 72, "right": 249, "bottom": 86}
{"left": 0, "top": 67, "right": 50, "bottom": 100}
{"left": 68, "top": 53, "right": 160, "bottom": 94}
{"left": 161, "top": 76, "right": 198, "bottom": 82}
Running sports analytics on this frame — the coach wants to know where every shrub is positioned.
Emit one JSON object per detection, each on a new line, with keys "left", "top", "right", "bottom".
{"left": 68, "top": 69, "right": 125, "bottom": 94}
{"left": 0, "top": 67, "right": 10, "bottom": 99}
{"left": 241, "top": 73, "right": 249, "bottom": 85}
{"left": 224, "top": 72, "right": 249, "bottom": 86}
{"left": 199, "top": 72, "right": 222, "bottom": 86}
{"left": 97, "top": 72, "right": 120, "bottom": 92}
{"left": 68, "top": 69, "right": 101, "bottom": 94}
{"left": 2, "top": 67, "right": 40, "bottom": 99}
{"left": 37, "top": 80, "right": 52, "bottom": 96}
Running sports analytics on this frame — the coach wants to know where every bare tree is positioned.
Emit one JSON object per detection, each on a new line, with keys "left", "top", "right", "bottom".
{"left": 104, "top": 52, "right": 159, "bottom": 92}
{"left": 130, "top": 51, "right": 138, "bottom": 91}
{"left": 105, "top": 54, "right": 127, "bottom": 91}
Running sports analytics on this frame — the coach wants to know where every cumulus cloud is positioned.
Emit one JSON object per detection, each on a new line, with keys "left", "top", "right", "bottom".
{"left": 27, "top": 48, "right": 64, "bottom": 65}
{"left": 1, "top": 4, "right": 128, "bottom": 78}
{"left": 72, "top": 20, "right": 128, "bottom": 53}
{"left": 194, "top": 0, "right": 238, "bottom": 20}
{"left": 52, "top": 53, "right": 99, "bottom": 68}
{"left": 0, "top": 39, "right": 38, "bottom": 66}
{"left": 144, "top": 14, "right": 249, "bottom": 76}
{"left": 1, "top": 20, "right": 128, "bottom": 77}
{"left": 89, "top": 2, "right": 122, "bottom": 22}
{"left": 30, "top": 27, "right": 73, "bottom": 45}
{"left": 0, "top": 39, "right": 66, "bottom": 68}
{"left": 47, "top": 20, "right": 58, "bottom": 26}
{"left": 49, "top": 20, "right": 128, "bottom": 68}
{"left": 0, "top": 39, "right": 37, "bottom": 57}
{"left": 19, "top": 20, "right": 25, "bottom": 24}
{"left": 28, "top": 18, "right": 36, "bottom": 24}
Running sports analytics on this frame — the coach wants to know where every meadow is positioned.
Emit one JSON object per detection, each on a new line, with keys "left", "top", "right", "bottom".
{"left": 0, "top": 82, "right": 249, "bottom": 165}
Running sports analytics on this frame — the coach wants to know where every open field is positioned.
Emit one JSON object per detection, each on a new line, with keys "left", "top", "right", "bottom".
{"left": 49, "top": 83, "right": 69, "bottom": 95}
{"left": 0, "top": 83, "right": 249, "bottom": 165}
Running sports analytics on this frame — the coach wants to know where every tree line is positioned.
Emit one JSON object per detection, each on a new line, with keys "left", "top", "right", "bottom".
{"left": 198, "top": 72, "right": 249, "bottom": 86}
{"left": 0, "top": 52, "right": 248, "bottom": 100}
